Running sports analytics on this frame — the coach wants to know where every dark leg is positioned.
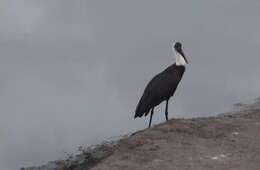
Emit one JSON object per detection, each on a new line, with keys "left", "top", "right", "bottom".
{"left": 148, "top": 107, "right": 154, "bottom": 128}
{"left": 165, "top": 99, "right": 169, "bottom": 121}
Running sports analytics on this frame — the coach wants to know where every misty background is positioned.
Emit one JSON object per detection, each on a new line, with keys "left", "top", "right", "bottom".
{"left": 1, "top": 0, "right": 260, "bottom": 169}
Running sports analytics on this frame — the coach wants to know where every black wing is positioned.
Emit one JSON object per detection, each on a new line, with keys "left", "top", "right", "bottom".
{"left": 135, "top": 64, "right": 185, "bottom": 118}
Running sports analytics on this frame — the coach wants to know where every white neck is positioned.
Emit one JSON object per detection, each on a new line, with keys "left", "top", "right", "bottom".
{"left": 174, "top": 50, "right": 187, "bottom": 66}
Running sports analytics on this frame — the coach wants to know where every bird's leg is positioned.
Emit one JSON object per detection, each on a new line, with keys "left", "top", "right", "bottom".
{"left": 148, "top": 108, "right": 154, "bottom": 128}
{"left": 165, "top": 99, "right": 169, "bottom": 121}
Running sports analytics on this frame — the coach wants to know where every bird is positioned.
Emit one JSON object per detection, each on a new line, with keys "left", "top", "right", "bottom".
{"left": 135, "top": 42, "right": 188, "bottom": 128}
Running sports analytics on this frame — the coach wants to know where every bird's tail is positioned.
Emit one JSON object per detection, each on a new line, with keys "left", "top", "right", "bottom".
{"left": 134, "top": 107, "right": 142, "bottom": 118}
{"left": 134, "top": 111, "right": 143, "bottom": 118}
{"left": 134, "top": 101, "right": 147, "bottom": 118}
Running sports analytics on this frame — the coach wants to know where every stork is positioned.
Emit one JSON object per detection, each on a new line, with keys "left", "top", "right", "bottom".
{"left": 135, "top": 42, "right": 188, "bottom": 128}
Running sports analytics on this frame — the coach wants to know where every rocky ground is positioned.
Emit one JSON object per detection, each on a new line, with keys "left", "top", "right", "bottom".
{"left": 23, "top": 99, "right": 260, "bottom": 170}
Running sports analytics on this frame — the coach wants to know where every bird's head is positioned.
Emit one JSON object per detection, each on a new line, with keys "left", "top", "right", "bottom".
{"left": 173, "top": 42, "right": 188, "bottom": 66}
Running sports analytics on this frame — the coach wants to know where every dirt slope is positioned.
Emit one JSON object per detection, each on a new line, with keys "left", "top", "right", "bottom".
{"left": 23, "top": 100, "right": 260, "bottom": 170}
{"left": 91, "top": 108, "right": 260, "bottom": 170}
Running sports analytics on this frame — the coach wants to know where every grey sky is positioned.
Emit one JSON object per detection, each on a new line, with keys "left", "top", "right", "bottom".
{"left": 1, "top": 0, "right": 260, "bottom": 169}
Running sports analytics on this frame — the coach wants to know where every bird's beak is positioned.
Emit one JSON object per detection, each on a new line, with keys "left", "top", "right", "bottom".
{"left": 179, "top": 48, "right": 188, "bottom": 64}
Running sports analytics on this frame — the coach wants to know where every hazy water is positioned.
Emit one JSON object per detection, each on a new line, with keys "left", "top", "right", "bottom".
{"left": 1, "top": 1, "right": 260, "bottom": 169}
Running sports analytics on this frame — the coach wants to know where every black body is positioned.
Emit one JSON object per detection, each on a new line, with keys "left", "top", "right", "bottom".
{"left": 135, "top": 63, "right": 185, "bottom": 127}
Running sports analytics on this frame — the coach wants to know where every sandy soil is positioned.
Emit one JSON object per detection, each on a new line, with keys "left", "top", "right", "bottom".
{"left": 90, "top": 107, "right": 260, "bottom": 170}
{"left": 23, "top": 100, "right": 260, "bottom": 170}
